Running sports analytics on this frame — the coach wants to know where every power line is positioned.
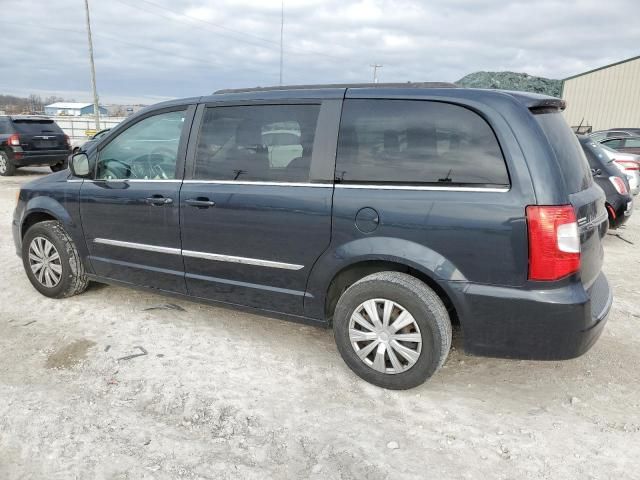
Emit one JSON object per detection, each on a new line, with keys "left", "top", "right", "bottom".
{"left": 111, "top": 0, "right": 349, "bottom": 62}
{"left": 0, "top": 21, "right": 277, "bottom": 78}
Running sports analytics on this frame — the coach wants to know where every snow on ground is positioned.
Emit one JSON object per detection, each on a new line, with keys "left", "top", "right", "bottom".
{"left": 1, "top": 168, "right": 639, "bottom": 479}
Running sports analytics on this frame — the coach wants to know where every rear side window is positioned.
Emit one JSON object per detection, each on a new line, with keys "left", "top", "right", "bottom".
{"left": 12, "top": 119, "right": 63, "bottom": 135}
{"left": 335, "top": 99, "right": 509, "bottom": 186}
{"left": 626, "top": 138, "right": 640, "bottom": 147}
{"left": 194, "top": 104, "right": 320, "bottom": 182}
{"left": 535, "top": 113, "right": 592, "bottom": 193}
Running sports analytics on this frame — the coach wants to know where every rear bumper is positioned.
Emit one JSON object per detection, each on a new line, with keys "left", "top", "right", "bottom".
{"left": 9, "top": 149, "right": 70, "bottom": 166}
{"left": 450, "top": 272, "right": 612, "bottom": 360}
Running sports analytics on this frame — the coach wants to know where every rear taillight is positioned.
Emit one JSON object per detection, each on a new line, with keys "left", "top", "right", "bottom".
{"left": 8, "top": 134, "right": 20, "bottom": 146}
{"left": 526, "top": 205, "right": 580, "bottom": 281}
{"left": 614, "top": 160, "right": 640, "bottom": 171}
{"left": 609, "top": 176, "right": 628, "bottom": 195}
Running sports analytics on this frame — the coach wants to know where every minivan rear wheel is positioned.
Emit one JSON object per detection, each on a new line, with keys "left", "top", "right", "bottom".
{"left": 333, "top": 272, "right": 452, "bottom": 389}
{"left": 22, "top": 220, "right": 89, "bottom": 298}
{"left": 0, "top": 152, "right": 16, "bottom": 176}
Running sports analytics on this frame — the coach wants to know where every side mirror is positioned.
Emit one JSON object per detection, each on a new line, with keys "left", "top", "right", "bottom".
{"left": 69, "top": 152, "right": 93, "bottom": 178}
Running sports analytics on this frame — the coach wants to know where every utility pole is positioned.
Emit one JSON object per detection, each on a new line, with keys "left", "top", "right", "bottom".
{"left": 279, "top": 0, "right": 284, "bottom": 85}
{"left": 83, "top": 0, "right": 101, "bottom": 130}
{"left": 370, "top": 63, "right": 383, "bottom": 84}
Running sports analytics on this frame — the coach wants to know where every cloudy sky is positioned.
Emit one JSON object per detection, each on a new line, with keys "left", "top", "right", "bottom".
{"left": 1, "top": 0, "right": 638, "bottom": 104}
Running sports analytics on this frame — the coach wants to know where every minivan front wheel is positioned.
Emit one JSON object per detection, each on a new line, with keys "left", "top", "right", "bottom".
{"left": 22, "top": 220, "right": 89, "bottom": 298}
{"left": 333, "top": 272, "right": 452, "bottom": 389}
{"left": 0, "top": 152, "right": 16, "bottom": 176}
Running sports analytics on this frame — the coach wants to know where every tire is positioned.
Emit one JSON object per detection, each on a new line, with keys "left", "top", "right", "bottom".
{"left": 333, "top": 272, "right": 452, "bottom": 390}
{"left": 0, "top": 151, "right": 16, "bottom": 176}
{"left": 50, "top": 160, "right": 68, "bottom": 172}
{"left": 21, "top": 220, "right": 89, "bottom": 299}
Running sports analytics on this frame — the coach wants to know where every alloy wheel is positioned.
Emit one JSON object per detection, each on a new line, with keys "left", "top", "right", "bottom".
{"left": 348, "top": 298, "right": 422, "bottom": 374}
{"left": 28, "top": 236, "right": 63, "bottom": 288}
{"left": 0, "top": 155, "right": 7, "bottom": 174}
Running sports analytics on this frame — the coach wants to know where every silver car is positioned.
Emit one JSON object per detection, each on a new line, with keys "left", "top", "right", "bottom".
{"left": 599, "top": 143, "right": 640, "bottom": 196}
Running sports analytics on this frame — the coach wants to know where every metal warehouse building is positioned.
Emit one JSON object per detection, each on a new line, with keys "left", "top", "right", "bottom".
{"left": 561, "top": 55, "right": 640, "bottom": 131}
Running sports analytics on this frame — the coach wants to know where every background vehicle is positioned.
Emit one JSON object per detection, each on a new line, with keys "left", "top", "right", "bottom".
{"left": 598, "top": 143, "right": 640, "bottom": 195}
{"left": 578, "top": 135, "right": 633, "bottom": 228}
{"left": 72, "top": 128, "right": 112, "bottom": 154}
{"left": 12, "top": 85, "right": 612, "bottom": 389}
{"left": 0, "top": 115, "right": 71, "bottom": 175}
{"left": 600, "top": 136, "right": 640, "bottom": 155}
{"left": 590, "top": 128, "right": 640, "bottom": 142}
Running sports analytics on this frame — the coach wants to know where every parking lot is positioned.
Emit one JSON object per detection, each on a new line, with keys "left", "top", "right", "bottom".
{"left": 0, "top": 169, "right": 639, "bottom": 479}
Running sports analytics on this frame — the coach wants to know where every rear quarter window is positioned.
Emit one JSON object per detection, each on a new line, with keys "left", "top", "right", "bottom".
{"left": 535, "top": 113, "right": 592, "bottom": 193}
{"left": 335, "top": 99, "right": 509, "bottom": 186}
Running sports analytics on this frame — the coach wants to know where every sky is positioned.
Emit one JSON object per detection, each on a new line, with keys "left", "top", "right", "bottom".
{"left": 1, "top": 0, "right": 638, "bottom": 105}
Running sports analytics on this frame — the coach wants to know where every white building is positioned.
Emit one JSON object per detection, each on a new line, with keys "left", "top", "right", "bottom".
{"left": 44, "top": 102, "right": 108, "bottom": 117}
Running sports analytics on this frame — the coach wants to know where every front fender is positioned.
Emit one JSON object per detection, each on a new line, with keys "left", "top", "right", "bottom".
{"left": 18, "top": 185, "right": 92, "bottom": 273}
{"left": 304, "top": 236, "right": 466, "bottom": 319}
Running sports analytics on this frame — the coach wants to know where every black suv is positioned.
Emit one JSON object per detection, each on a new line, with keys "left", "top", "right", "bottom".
{"left": 0, "top": 115, "right": 71, "bottom": 175}
{"left": 12, "top": 84, "right": 612, "bottom": 389}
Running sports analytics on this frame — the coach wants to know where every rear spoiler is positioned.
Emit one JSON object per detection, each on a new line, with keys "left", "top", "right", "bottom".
{"left": 528, "top": 98, "right": 567, "bottom": 114}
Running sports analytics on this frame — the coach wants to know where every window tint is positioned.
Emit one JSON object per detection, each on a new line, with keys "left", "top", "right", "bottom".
{"left": 535, "top": 113, "right": 591, "bottom": 193}
{"left": 580, "top": 139, "right": 609, "bottom": 169}
{"left": 602, "top": 138, "right": 623, "bottom": 149}
{"left": 194, "top": 104, "right": 320, "bottom": 182}
{"left": 12, "top": 119, "right": 63, "bottom": 135}
{"left": 97, "top": 110, "right": 185, "bottom": 180}
{"left": 335, "top": 99, "right": 509, "bottom": 186}
{"left": 0, "top": 117, "right": 10, "bottom": 134}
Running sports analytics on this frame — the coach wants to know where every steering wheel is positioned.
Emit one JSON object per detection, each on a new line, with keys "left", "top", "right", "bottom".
{"left": 101, "top": 158, "right": 137, "bottom": 180}
{"left": 144, "top": 147, "right": 176, "bottom": 179}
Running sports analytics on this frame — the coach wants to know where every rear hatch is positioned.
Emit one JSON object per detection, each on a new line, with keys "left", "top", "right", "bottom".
{"left": 11, "top": 118, "right": 68, "bottom": 151}
{"left": 535, "top": 113, "right": 608, "bottom": 289}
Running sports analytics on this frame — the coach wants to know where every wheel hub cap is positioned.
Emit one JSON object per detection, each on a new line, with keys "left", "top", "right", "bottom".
{"left": 348, "top": 298, "right": 422, "bottom": 375}
{"left": 28, "top": 236, "right": 62, "bottom": 288}
{"left": 0, "top": 156, "right": 6, "bottom": 173}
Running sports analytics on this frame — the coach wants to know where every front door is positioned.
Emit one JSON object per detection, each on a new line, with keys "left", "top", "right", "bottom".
{"left": 80, "top": 106, "right": 194, "bottom": 293}
{"left": 180, "top": 102, "right": 336, "bottom": 315}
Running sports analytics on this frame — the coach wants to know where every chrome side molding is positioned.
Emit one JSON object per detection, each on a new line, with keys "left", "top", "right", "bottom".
{"left": 93, "top": 238, "right": 304, "bottom": 270}
{"left": 93, "top": 238, "right": 181, "bottom": 255}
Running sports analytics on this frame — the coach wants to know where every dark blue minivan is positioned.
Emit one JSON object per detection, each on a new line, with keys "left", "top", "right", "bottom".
{"left": 12, "top": 84, "right": 613, "bottom": 389}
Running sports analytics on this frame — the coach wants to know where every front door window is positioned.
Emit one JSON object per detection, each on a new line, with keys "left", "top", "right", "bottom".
{"left": 97, "top": 110, "right": 185, "bottom": 180}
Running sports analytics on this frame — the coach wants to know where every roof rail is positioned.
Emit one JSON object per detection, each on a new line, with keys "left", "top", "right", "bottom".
{"left": 213, "top": 82, "right": 458, "bottom": 94}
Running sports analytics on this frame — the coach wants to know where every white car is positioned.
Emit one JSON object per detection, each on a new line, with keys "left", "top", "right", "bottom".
{"left": 599, "top": 143, "right": 640, "bottom": 196}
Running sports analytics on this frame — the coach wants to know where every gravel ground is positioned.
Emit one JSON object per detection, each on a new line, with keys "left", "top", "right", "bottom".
{"left": 1, "top": 168, "right": 639, "bottom": 480}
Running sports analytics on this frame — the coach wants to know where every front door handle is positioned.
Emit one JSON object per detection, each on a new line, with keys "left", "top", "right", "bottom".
{"left": 144, "top": 195, "right": 173, "bottom": 206}
{"left": 185, "top": 198, "right": 216, "bottom": 208}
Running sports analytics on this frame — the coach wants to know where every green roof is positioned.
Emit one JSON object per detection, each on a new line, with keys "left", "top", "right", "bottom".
{"left": 564, "top": 55, "right": 640, "bottom": 81}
